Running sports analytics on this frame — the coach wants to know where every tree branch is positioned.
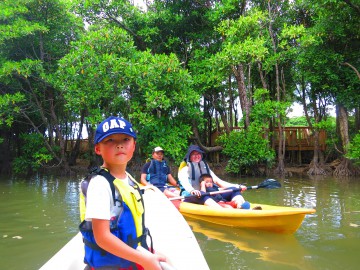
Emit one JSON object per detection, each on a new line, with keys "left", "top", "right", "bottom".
{"left": 342, "top": 62, "right": 360, "bottom": 80}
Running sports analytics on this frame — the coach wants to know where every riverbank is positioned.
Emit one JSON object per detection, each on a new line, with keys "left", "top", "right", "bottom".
{"left": 68, "top": 158, "right": 340, "bottom": 178}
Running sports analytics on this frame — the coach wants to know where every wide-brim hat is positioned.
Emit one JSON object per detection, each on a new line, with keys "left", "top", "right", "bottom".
{"left": 94, "top": 116, "right": 137, "bottom": 144}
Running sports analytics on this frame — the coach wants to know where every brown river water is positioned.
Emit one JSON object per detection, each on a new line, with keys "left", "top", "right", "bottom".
{"left": 0, "top": 173, "right": 359, "bottom": 270}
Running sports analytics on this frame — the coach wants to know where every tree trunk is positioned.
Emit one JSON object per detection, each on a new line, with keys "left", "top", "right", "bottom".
{"left": 268, "top": 1, "right": 286, "bottom": 176}
{"left": 338, "top": 104, "right": 350, "bottom": 150}
{"left": 307, "top": 130, "right": 326, "bottom": 175}
{"left": 228, "top": 75, "right": 234, "bottom": 129}
{"left": 232, "top": 64, "right": 251, "bottom": 129}
{"left": 68, "top": 111, "right": 86, "bottom": 166}
{"left": 333, "top": 104, "right": 355, "bottom": 176}
{"left": 355, "top": 106, "right": 360, "bottom": 132}
{"left": 0, "top": 130, "right": 12, "bottom": 174}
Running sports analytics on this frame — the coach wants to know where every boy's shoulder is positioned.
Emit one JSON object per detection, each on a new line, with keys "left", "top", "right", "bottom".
{"left": 82, "top": 167, "right": 117, "bottom": 200}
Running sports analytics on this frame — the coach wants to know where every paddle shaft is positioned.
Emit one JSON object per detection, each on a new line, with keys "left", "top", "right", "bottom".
{"left": 169, "top": 178, "right": 281, "bottom": 201}
{"left": 169, "top": 187, "right": 242, "bottom": 201}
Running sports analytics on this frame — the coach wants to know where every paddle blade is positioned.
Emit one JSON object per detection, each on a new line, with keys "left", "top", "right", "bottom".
{"left": 257, "top": 179, "right": 281, "bottom": 189}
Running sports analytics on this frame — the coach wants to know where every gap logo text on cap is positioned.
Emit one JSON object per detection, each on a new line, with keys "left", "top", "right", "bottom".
{"left": 94, "top": 116, "right": 137, "bottom": 144}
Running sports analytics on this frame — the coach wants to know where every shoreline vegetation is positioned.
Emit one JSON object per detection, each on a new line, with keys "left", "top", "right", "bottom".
{"left": 66, "top": 158, "right": 342, "bottom": 179}
{"left": 1, "top": 1, "right": 359, "bottom": 178}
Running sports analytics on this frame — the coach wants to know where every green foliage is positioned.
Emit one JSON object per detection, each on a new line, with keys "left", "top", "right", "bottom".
{"left": 293, "top": 0, "right": 360, "bottom": 114}
{"left": 0, "top": 0, "right": 358, "bottom": 175}
{"left": 217, "top": 125, "right": 275, "bottom": 174}
{"left": 55, "top": 26, "right": 198, "bottom": 161}
{"left": 314, "top": 117, "right": 338, "bottom": 158}
{"left": 55, "top": 27, "right": 135, "bottom": 124}
{"left": 286, "top": 116, "right": 310, "bottom": 126}
{"left": 12, "top": 133, "right": 53, "bottom": 175}
{"left": 216, "top": 9, "right": 269, "bottom": 65}
{"left": 313, "top": 117, "right": 336, "bottom": 131}
{"left": 251, "top": 88, "right": 290, "bottom": 124}
{"left": 346, "top": 132, "right": 360, "bottom": 164}
{"left": 0, "top": 92, "right": 26, "bottom": 127}
{"left": 0, "top": 0, "right": 83, "bottom": 172}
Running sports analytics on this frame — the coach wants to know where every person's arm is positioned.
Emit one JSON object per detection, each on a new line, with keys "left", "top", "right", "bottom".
{"left": 178, "top": 166, "right": 195, "bottom": 192}
{"left": 92, "top": 219, "right": 165, "bottom": 269}
{"left": 140, "top": 173, "right": 150, "bottom": 186}
{"left": 200, "top": 180, "right": 207, "bottom": 192}
{"left": 211, "top": 170, "right": 247, "bottom": 191}
{"left": 140, "top": 162, "right": 151, "bottom": 186}
{"left": 167, "top": 174, "right": 178, "bottom": 187}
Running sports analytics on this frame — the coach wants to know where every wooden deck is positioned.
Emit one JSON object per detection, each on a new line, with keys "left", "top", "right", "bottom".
{"left": 211, "top": 126, "right": 326, "bottom": 152}
{"left": 273, "top": 127, "right": 326, "bottom": 151}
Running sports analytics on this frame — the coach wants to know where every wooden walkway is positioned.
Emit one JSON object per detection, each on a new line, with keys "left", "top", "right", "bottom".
{"left": 273, "top": 127, "right": 326, "bottom": 151}
{"left": 211, "top": 126, "right": 326, "bottom": 151}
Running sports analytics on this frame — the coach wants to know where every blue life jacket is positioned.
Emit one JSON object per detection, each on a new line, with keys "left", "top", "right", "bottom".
{"left": 206, "top": 186, "right": 223, "bottom": 202}
{"left": 79, "top": 167, "right": 151, "bottom": 269}
{"left": 146, "top": 159, "right": 169, "bottom": 188}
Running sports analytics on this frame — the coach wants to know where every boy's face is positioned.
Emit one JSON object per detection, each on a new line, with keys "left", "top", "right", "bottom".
{"left": 95, "top": 133, "right": 136, "bottom": 166}
{"left": 203, "top": 177, "right": 213, "bottom": 188}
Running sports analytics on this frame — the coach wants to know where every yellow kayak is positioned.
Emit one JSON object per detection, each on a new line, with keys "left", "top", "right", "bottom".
{"left": 172, "top": 200, "right": 316, "bottom": 234}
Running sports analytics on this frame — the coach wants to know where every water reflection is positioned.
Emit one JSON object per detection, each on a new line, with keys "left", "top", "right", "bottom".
{"left": 1, "top": 174, "right": 360, "bottom": 270}
{"left": 0, "top": 174, "right": 82, "bottom": 269}
{"left": 187, "top": 217, "right": 316, "bottom": 270}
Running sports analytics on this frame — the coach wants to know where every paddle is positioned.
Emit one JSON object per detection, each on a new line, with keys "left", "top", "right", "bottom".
{"left": 169, "top": 178, "right": 281, "bottom": 201}
{"left": 246, "top": 178, "right": 281, "bottom": 190}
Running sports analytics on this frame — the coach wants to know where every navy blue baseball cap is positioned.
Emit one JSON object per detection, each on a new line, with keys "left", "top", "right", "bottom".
{"left": 94, "top": 116, "right": 137, "bottom": 144}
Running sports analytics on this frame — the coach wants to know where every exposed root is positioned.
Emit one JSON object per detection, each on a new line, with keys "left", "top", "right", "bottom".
{"left": 333, "top": 158, "right": 360, "bottom": 176}
{"left": 273, "top": 166, "right": 292, "bottom": 177}
{"left": 307, "top": 161, "right": 327, "bottom": 176}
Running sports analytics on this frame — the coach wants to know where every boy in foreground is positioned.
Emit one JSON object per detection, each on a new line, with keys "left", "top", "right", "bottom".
{"left": 80, "top": 116, "right": 166, "bottom": 270}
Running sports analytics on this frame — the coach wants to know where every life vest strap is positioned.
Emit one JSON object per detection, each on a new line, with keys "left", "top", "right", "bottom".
{"left": 82, "top": 237, "right": 107, "bottom": 256}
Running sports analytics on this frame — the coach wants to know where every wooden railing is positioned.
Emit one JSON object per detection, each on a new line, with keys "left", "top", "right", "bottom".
{"left": 67, "top": 127, "right": 327, "bottom": 155}
{"left": 211, "top": 126, "right": 326, "bottom": 152}
{"left": 273, "top": 127, "right": 326, "bottom": 151}
{"left": 65, "top": 139, "right": 89, "bottom": 153}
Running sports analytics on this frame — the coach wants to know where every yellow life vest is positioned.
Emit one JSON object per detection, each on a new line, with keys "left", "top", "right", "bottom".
{"left": 79, "top": 168, "right": 144, "bottom": 243}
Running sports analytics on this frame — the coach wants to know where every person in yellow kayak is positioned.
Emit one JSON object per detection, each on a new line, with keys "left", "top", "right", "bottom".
{"left": 178, "top": 144, "right": 250, "bottom": 209}
{"left": 199, "top": 173, "right": 241, "bottom": 208}
{"left": 140, "top": 146, "right": 180, "bottom": 198}
{"left": 79, "top": 116, "right": 166, "bottom": 270}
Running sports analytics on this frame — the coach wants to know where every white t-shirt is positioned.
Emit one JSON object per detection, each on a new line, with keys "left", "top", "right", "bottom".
{"left": 84, "top": 175, "right": 128, "bottom": 221}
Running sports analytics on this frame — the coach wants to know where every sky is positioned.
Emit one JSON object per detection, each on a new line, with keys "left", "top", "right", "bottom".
{"left": 288, "top": 103, "right": 336, "bottom": 117}
{"left": 288, "top": 103, "right": 305, "bottom": 117}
